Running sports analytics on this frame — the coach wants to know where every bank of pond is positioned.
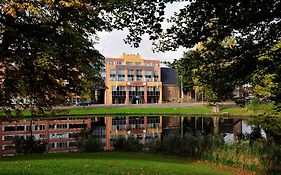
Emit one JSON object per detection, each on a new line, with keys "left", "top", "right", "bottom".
{"left": 0, "top": 115, "right": 280, "bottom": 174}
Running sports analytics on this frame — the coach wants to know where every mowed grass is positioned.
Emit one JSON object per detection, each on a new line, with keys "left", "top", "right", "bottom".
{"left": 0, "top": 106, "right": 253, "bottom": 118}
{"left": 68, "top": 107, "right": 212, "bottom": 115}
{"left": 0, "top": 152, "right": 235, "bottom": 175}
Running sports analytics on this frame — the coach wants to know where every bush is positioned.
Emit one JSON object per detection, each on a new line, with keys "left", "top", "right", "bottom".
{"left": 113, "top": 137, "right": 143, "bottom": 152}
{"left": 13, "top": 136, "right": 47, "bottom": 154}
{"left": 77, "top": 137, "right": 102, "bottom": 152}
{"left": 149, "top": 133, "right": 224, "bottom": 158}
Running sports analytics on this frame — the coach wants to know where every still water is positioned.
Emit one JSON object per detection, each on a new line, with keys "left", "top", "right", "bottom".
{"left": 0, "top": 115, "right": 261, "bottom": 155}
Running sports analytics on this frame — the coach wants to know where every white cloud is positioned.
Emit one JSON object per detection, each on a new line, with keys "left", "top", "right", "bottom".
{"left": 95, "top": 2, "right": 189, "bottom": 63}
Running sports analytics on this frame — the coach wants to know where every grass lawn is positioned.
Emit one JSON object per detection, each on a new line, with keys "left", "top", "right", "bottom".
{"left": 0, "top": 152, "right": 237, "bottom": 175}
{"left": 0, "top": 105, "right": 253, "bottom": 118}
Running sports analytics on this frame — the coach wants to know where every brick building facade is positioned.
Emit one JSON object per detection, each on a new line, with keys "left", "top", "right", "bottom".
{"left": 105, "top": 54, "right": 162, "bottom": 104}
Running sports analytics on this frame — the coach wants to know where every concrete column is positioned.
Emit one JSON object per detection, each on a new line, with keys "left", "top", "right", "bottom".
{"left": 125, "top": 85, "right": 129, "bottom": 104}
{"left": 144, "top": 116, "right": 147, "bottom": 129}
{"left": 159, "top": 85, "right": 162, "bottom": 104}
{"left": 105, "top": 116, "right": 112, "bottom": 150}
{"left": 126, "top": 117, "right": 129, "bottom": 130}
{"left": 144, "top": 85, "right": 148, "bottom": 104}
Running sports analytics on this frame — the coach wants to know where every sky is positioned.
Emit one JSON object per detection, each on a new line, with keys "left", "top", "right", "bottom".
{"left": 95, "top": 2, "right": 189, "bottom": 63}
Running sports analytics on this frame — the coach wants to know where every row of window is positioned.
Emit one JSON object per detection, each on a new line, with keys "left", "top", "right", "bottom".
{"left": 110, "top": 69, "right": 159, "bottom": 82}
{"left": 48, "top": 142, "right": 78, "bottom": 149}
{"left": 107, "top": 61, "right": 159, "bottom": 67}
{"left": 3, "top": 123, "right": 87, "bottom": 132}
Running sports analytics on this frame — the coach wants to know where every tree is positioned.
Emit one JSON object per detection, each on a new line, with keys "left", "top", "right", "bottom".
{"left": 158, "top": 0, "right": 281, "bottom": 102}
{"left": 0, "top": 0, "right": 170, "bottom": 111}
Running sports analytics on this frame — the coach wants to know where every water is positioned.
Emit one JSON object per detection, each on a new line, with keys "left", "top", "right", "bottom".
{"left": 0, "top": 115, "right": 264, "bottom": 155}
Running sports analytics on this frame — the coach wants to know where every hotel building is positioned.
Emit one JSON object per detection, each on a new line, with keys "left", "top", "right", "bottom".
{"left": 104, "top": 54, "right": 162, "bottom": 104}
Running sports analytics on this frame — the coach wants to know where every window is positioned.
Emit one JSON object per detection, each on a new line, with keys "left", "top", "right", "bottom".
{"left": 135, "top": 62, "right": 142, "bottom": 66}
{"left": 57, "top": 124, "right": 68, "bottom": 129}
{"left": 117, "top": 69, "right": 125, "bottom": 81}
{"left": 49, "top": 124, "right": 55, "bottom": 129}
{"left": 129, "top": 86, "right": 136, "bottom": 96}
{"left": 145, "top": 71, "right": 152, "bottom": 82}
{"left": 108, "top": 61, "right": 114, "bottom": 65}
{"left": 153, "top": 72, "right": 159, "bottom": 82}
{"left": 112, "top": 117, "right": 126, "bottom": 130}
{"left": 3, "top": 145, "right": 15, "bottom": 151}
{"left": 129, "top": 117, "right": 144, "bottom": 129}
{"left": 112, "top": 86, "right": 126, "bottom": 96}
{"left": 49, "top": 143, "right": 56, "bottom": 148}
{"left": 153, "top": 63, "right": 159, "bottom": 67}
{"left": 69, "top": 132, "right": 79, "bottom": 138}
{"left": 116, "top": 61, "right": 123, "bottom": 65}
{"left": 4, "top": 126, "right": 24, "bottom": 131}
{"left": 145, "top": 63, "right": 151, "bottom": 66}
{"left": 136, "top": 70, "right": 143, "bottom": 81}
{"left": 3, "top": 135, "right": 14, "bottom": 141}
{"left": 110, "top": 69, "right": 116, "bottom": 81}
{"left": 147, "top": 117, "right": 160, "bottom": 128}
{"left": 127, "top": 70, "right": 134, "bottom": 81}
{"left": 57, "top": 142, "right": 68, "bottom": 148}
{"left": 126, "top": 62, "right": 134, "bottom": 66}
{"left": 69, "top": 124, "right": 87, "bottom": 129}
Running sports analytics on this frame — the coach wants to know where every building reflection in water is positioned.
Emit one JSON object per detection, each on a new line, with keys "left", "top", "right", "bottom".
{"left": 0, "top": 115, "right": 244, "bottom": 155}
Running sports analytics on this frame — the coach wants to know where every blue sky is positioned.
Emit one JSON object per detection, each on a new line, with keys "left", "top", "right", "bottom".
{"left": 95, "top": 2, "right": 189, "bottom": 63}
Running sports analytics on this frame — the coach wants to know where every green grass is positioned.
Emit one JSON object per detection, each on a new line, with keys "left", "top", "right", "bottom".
{"left": 0, "top": 152, "right": 236, "bottom": 175}
{"left": 219, "top": 107, "right": 253, "bottom": 115}
{"left": 68, "top": 107, "right": 212, "bottom": 115}
{"left": 0, "top": 106, "right": 253, "bottom": 118}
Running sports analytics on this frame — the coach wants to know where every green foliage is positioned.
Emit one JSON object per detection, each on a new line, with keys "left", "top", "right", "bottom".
{"left": 77, "top": 137, "right": 102, "bottom": 152}
{"left": 246, "top": 98, "right": 276, "bottom": 113}
{"left": 208, "top": 141, "right": 281, "bottom": 173}
{"left": 0, "top": 0, "right": 170, "bottom": 111}
{"left": 13, "top": 136, "right": 47, "bottom": 154}
{"left": 77, "top": 127, "right": 102, "bottom": 152}
{"left": 113, "top": 137, "right": 143, "bottom": 152}
{"left": 158, "top": 0, "right": 280, "bottom": 103}
{"left": 150, "top": 133, "right": 224, "bottom": 158}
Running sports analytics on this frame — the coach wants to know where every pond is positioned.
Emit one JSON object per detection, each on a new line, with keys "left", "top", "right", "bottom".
{"left": 0, "top": 115, "right": 263, "bottom": 155}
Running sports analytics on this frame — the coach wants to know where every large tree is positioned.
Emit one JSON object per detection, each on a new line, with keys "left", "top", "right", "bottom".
{"left": 158, "top": 0, "right": 281, "bottom": 101}
{"left": 0, "top": 0, "right": 170, "bottom": 111}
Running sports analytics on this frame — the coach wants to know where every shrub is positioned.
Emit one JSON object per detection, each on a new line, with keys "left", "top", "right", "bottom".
{"left": 77, "top": 137, "right": 102, "bottom": 152}
{"left": 13, "top": 136, "right": 47, "bottom": 154}
{"left": 113, "top": 137, "right": 143, "bottom": 152}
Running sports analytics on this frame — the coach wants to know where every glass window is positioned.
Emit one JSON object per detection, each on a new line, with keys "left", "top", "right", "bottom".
{"left": 145, "top": 71, "right": 152, "bottom": 82}
{"left": 136, "top": 70, "right": 143, "bottom": 81}
{"left": 117, "top": 69, "right": 125, "bottom": 81}
{"left": 110, "top": 69, "right": 116, "bottom": 81}
{"left": 135, "top": 62, "right": 142, "bottom": 66}
{"left": 153, "top": 72, "right": 159, "bottom": 82}
{"left": 127, "top": 70, "right": 134, "bottom": 81}
{"left": 126, "top": 62, "right": 134, "bottom": 66}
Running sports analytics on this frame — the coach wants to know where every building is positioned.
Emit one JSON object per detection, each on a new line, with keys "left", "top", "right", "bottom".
{"left": 0, "top": 118, "right": 92, "bottom": 155}
{"left": 161, "top": 67, "right": 181, "bottom": 102}
{"left": 104, "top": 54, "right": 162, "bottom": 104}
{"left": 0, "top": 116, "right": 162, "bottom": 155}
{"left": 104, "top": 116, "right": 162, "bottom": 150}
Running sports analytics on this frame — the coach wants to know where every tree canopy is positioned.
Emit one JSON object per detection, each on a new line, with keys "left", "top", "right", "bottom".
{"left": 160, "top": 0, "right": 281, "bottom": 102}
{"left": 0, "top": 0, "right": 171, "bottom": 111}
